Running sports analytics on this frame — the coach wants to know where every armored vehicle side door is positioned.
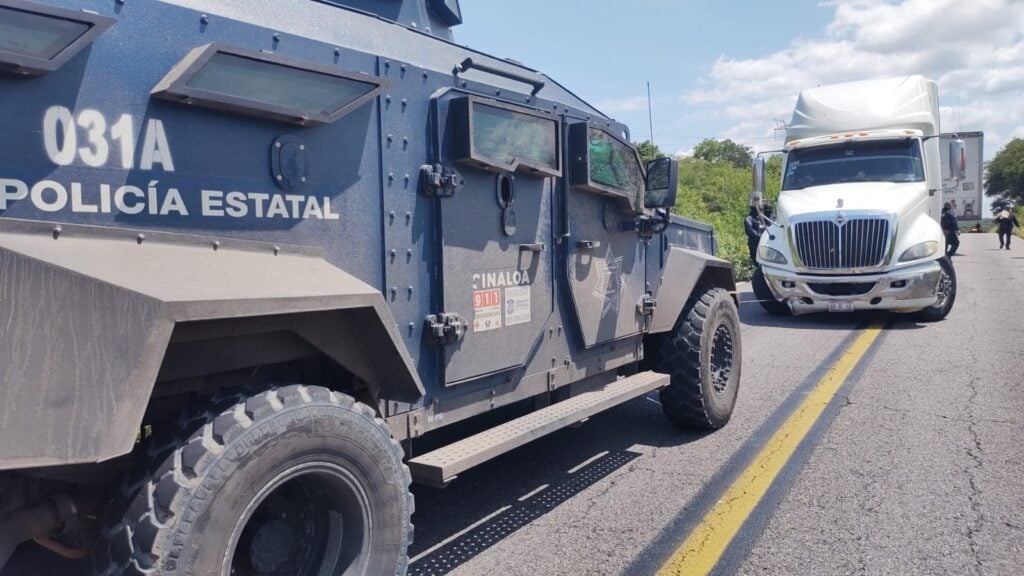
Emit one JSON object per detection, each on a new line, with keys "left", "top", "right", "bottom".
{"left": 565, "top": 123, "right": 647, "bottom": 347}
{"left": 433, "top": 95, "right": 557, "bottom": 385}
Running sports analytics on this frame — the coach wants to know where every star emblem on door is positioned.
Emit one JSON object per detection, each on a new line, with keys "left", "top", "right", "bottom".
{"left": 593, "top": 247, "right": 624, "bottom": 317}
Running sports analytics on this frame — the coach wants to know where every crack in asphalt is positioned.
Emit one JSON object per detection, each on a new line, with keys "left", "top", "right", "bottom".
{"left": 874, "top": 402, "right": 1015, "bottom": 425}
{"left": 964, "top": 372, "right": 986, "bottom": 575}
{"left": 579, "top": 473, "right": 622, "bottom": 521}
{"left": 838, "top": 396, "right": 855, "bottom": 411}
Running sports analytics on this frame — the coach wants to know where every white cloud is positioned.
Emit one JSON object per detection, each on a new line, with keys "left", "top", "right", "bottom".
{"left": 684, "top": 0, "right": 1024, "bottom": 159}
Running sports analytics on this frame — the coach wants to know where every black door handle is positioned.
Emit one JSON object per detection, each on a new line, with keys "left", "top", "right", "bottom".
{"left": 518, "top": 243, "right": 547, "bottom": 253}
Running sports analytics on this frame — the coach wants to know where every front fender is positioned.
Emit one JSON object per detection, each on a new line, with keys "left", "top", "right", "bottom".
{"left": 648, "top": 246, "right": 736, "bottom": 335}
{"left": 891, "top": 211, "right": 944, "bottom": 268}
{"left": 0, "top": 220, "right": 422, "bottom": 470}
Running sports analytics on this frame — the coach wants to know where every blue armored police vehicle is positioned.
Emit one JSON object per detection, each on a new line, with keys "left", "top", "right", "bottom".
{"left": 0, "top": 0, "right": 741, "bottom": 573}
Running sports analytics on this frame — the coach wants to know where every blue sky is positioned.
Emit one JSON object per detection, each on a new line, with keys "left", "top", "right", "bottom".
{"left": 455, "top": 0, "right": 1024, "bottom": 159}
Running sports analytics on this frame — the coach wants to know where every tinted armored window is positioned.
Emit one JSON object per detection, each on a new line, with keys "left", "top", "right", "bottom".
{"left": 471, "top": 102, "right": 558, "bottom": 173}
{"left": 187, "top": 52, "right": 378, "bottom": 117}
{"left": 0, "top": 7, "right": 89, "bottom": 59}
{"left": 588, "top": 128, "right": 643, "bottom": 201}
{"left": 151, "top": 45, "right": 387, "bottom": 125}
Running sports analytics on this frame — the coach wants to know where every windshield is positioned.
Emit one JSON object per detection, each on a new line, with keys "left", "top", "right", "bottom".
{"left": 783, "top": 138, "right": 925, "bottom": 191}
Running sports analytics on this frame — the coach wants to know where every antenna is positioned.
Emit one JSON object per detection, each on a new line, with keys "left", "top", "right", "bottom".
{"left": 957, "top": 88, "right": 962, "bottom": 132}
{"left": 647, "top": 81, "right": 654, "bottom": 146}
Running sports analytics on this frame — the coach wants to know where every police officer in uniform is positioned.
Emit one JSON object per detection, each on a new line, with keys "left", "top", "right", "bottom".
{"left": 941, "top": 202, "right": 959, "bottom": 256}
{"left": 744, "top": 205, "right": 765, "bottom": 264}
{"left": 996, "top": 206, "right": 1020, "bottom": 249}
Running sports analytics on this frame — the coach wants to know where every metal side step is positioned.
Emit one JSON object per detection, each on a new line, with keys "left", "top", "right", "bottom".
{"left": 408, "top": 370, "right": 669, "bottom": 487}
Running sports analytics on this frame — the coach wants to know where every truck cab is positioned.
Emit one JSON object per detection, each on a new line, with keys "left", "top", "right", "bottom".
{"left": 752, "top": 76, "right": 966, "bottom": 321}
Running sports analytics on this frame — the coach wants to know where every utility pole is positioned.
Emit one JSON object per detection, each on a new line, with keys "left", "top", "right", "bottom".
{"left": 647, "top": 81, "right": 654, "bottom": 146}
{"left": 772, "top": 117, "right": 789, "bottom": 142}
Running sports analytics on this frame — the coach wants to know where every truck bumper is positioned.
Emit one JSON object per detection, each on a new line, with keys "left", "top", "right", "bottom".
{"left": 760, "top": 260, "right": 942, "bottom": 315}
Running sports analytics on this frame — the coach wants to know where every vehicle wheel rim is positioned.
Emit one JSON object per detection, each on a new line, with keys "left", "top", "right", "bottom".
{"left": 710, "top": 322, "right": 734, "bottom": 396}
{"left": 224, "top": 462, "right": 370, "bottom": 576}
{"left": 934, "top": 268, "right": 953, "bottom": 309}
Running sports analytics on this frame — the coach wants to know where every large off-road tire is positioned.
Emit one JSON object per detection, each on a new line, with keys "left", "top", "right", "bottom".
{"left": 751, "top": 267, "right": 791, "bottom": 315}
{"left": 914, "top": 256, "right": 957, "bottom": 322}
{"left": 649, "top": 287, "right": 742, "bottom": 429}
{"left": 94, "top": 385, "right": 413, "bottom": 576}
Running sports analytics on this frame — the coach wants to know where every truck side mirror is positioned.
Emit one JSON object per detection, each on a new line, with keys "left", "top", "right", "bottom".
{"left": 949, "top": 138, "right": 967, "bottom": 181}
{"left": 752, "top": 156, "right": 766, "bottom": 198}
{"left": 644, "top": 157, "right": 678, "bottom": 209}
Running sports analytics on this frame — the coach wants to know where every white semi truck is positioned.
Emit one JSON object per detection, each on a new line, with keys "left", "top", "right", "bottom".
{"left": 751, "top": 75, "right": 967, "bottom": 321}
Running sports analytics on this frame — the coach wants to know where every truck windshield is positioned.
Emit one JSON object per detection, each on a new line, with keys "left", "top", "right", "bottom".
{"left": 783, "top": 138, "right": 925, "bottom": 190}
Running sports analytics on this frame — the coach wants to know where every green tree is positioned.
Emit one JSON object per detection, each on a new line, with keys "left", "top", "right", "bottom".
{"left": 985, "top": 138, "right": 1024, "bottom": 205}
{"left": 691, "top": 138, "right": 754, "bottom": 169}
{"left": 669, "top": 155, "right": 781, "bottom": 281}
{"left": 991, "top": 197, "right": 1013, "bottom": 214}
{"left": 634, "top": 140, "right": 665, "bottom": 165}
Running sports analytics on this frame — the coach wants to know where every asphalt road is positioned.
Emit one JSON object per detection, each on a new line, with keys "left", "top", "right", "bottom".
{"left": 6, "top": 233, "right": 1023, "bottom": 575}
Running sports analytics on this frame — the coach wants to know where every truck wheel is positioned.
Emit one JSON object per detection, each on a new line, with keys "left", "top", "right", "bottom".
{"left": 94, "top": 385, "right": 413, "bottom": 576}
{"left": 650, "top": 287, "right": 742, "bottom": 429}
{"left": 751, "top": 267, "right": 791, "bottom": 315}
{"left": 915, "top": 256, "right": 957, "bottom": 322}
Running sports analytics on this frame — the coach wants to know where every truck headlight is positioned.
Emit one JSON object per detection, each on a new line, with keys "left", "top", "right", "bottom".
{"left": 758, "top": 246, "right": 788, "bottom": 265}
{"left": 898, "top": 241, "right": 939, "bottom": 262}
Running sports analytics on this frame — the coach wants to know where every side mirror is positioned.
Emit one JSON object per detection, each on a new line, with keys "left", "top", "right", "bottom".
{"left": 949, "top": 138, "right": 966, "bottom": 181}
{"left": 644, "top": 157, "right": 678, "bottom": 209}
{"left": 752, "top": 156, "right": 766, "bottom": 198}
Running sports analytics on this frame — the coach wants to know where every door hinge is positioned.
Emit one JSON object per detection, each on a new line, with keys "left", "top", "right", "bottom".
{"left": 425, "top": 312, "right": 468, "bottom": 345}
{"left": 636, "top": 211, "right": 670, "bottom": 240}
{"left": 638, "top": 293, "right": 657, "bottom": 316}
{"left": 419, "top": 164, "right": 463, "bottom": 197}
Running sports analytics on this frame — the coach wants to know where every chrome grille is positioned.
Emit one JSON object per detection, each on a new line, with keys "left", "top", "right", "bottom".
{"left": 794, "top": 218, "right": 889, "bottom": 270}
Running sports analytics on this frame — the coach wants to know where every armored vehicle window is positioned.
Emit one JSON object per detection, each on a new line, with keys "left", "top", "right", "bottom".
{"left": 588, "top": 128, "right": 643, "bottom": 197}
{"left": 152, "top": 44, "right": 387, "bottom": 126}
{"left": 0, "top": 3, "right": 113, "bottom": 75}
{"left": 0, "top": 7, "right": 88, "bottom": 59}
{"left": 568, "top": 123, "right": 644, "bottom": 209}
{"left": 451, "top": 97, "right": 561, "bottom": 176}
{"left": 188, "top": 53, "right": 374, "bottom": 115}
{"left": 472, "top": 103, "right": 558, "bottom": 171}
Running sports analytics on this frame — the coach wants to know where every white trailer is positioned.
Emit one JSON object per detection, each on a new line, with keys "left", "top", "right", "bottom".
{"left": 940, "top": 132, "right": 984, "bottom": 221}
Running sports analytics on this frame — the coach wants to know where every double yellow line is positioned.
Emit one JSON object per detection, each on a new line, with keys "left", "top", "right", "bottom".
{"left": 658, "top": 320, "right": 886, "bottom": 576}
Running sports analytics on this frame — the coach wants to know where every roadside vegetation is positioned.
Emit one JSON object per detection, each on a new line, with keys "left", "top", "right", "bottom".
{"left": 638, "top": 139, "right": 781, "bottom": 280}
{"left": 985, "top": 138, "right": 1024, "bottom": 239}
